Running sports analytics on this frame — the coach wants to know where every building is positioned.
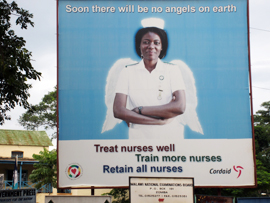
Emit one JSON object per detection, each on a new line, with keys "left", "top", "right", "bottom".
{"left": 0, "top": 129, "right": 52, "bottom": 191}
{"left": 0, "top": 129, "right": 111, "bottom": 203}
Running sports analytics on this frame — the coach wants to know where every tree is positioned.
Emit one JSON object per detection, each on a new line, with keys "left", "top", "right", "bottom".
{"left": 29, "top": 148, "right": 57, "bottom": 192}
{"left": 102, "top": 189, "right": 129, "bottom": 203}
{"left": 19, "top": 88, "right": 56, "bottom": 138}
{"left": 253, "top": 101, "right": 270, "bottom": 179}
{"left": 0, "top": 0, "right": 41, "bottom": 125}
{"left": 254, "top": 101, "right": 270, "bottom": 129}
{"left": 254, "top": 125, "right": 270, "bottom": 171}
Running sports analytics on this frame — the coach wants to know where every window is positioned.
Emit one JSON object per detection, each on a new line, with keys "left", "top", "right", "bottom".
{"left": 21, "top": 171, "right": 28, "bottom": 182}
{"left": 57, "top": 188, "right": 71, "bottom": 193}
{"left": 7, "top": 170, "right": 27, "bottom": 182}
{"left": 11, "top": 151, "right": 23, "bottom": 158}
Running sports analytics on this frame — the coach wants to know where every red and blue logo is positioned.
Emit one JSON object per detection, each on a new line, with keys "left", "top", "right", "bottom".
{"left": 66, "top": 163, "right": 83, "bottom": 179}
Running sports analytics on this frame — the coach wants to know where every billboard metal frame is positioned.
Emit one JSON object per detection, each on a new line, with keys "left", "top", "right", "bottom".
{"left": 57, "top": 0, "right": 256, "bottom": 189}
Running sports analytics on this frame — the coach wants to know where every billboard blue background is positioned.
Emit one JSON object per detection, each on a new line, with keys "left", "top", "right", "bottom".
{"left": 58, "top": 0, "right": 252, "bottom": 140}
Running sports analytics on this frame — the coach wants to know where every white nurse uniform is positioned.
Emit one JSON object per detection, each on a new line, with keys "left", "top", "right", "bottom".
{"left": 115, "top": 58, "right": 186, "bottom": 139}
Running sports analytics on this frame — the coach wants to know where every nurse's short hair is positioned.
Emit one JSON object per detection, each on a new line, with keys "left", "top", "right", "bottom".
{"left": 135, "top": 27, "right": 168, "bottom": 59}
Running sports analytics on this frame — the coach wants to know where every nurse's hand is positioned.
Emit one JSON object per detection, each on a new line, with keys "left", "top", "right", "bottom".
{"left": 125, "top": 121, "right": 130, "bottom": 127}
{"left": 132, "top": 107, "right": 164, "bottom": 119}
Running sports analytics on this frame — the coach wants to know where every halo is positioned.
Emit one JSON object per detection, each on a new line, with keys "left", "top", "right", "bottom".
{"left": 141, "top": 18, "right": 165, "bottom": 29}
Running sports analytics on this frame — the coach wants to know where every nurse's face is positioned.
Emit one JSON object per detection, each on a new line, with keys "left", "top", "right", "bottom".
{"left": 140, "top": 32, "right": 162, "bottom": 61}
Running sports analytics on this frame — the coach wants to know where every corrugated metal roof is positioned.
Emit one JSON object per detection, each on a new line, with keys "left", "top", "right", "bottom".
{"left": 0, "top": 129, "right": 53, "bottom": 147}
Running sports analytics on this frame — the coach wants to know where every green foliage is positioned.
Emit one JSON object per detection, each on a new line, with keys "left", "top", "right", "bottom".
{"left": 0, "top": 0, "right": 41, "bottom": 125}
{"left": 102, "top": 189, "right": 129, "bottom": 203}
{"left": 254, "top": 101, "right": 270, "bottom": 175}
{"left": 255, "top": 126, "right": 269, "bottom": 153}
{"left": 19, "top": 88, "right": 57, "bottom": 138}
{"left": 29, "top": 148, "right": 57, "bottom": 191}
{"left": 256, "top": 159, "right": 270, "bottom": 192}
{"left": 254, "top": 125, "right": 270, "bottom": 171}
{"left": 254, "top": 101, "right": 270, "bottom": 127}
{"left": 18, "top": 105, "right": 45, "bottom": 131}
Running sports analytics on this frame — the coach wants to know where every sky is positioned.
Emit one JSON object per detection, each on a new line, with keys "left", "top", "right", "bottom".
{"left": 1, "top": 0, "right": 270, "bottom": 148}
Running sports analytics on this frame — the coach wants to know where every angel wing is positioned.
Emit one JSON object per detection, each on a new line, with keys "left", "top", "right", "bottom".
{"left": 101, "top": 58, "right": 137, "bottom": 133}
{"left": 171, "top": 60, "right": 204, "bottom": 135}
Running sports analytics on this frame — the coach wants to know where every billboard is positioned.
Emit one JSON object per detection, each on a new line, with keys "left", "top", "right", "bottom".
{"left": 57, "top": 0, "right": 255, "bottom": 188}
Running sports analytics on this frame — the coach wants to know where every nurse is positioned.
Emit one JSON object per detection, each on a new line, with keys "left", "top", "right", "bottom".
{"left": 113, "top": 20, "right": 186, "bottom": 139}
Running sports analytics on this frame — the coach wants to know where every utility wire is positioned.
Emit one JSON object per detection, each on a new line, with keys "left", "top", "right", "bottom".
{"left": 249, "top": 28, "right": 270, "bottom": 92}
{"left": 250, "top": 27, "right": 270, "bottom": 33}
{"left": 252, "top": 86, "right": 270, "bottom": 91}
